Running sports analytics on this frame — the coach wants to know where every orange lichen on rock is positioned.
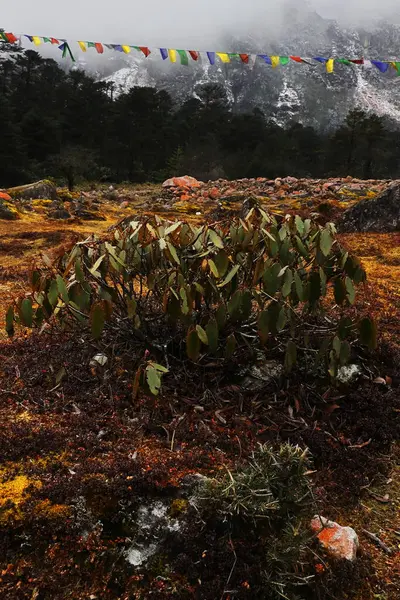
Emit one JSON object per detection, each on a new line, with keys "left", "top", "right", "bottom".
{"left": 311, "top": 515, "right": 359, "bottom": 561}
{"left": 34, "top": 500, "right": 71, "bottom": 519}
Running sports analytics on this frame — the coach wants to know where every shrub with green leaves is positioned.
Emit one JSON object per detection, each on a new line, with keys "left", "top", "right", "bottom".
{"left": 6, "top": 206, "right": 376, "bottom": 380}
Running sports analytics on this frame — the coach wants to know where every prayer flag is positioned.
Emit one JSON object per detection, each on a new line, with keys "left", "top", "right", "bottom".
{"left": 391, "top": 62, "right": 400, "bottom": 74}
{"left": 216, "top": 52, "right": 230, "bottom": 63}
{"left": 50, "top": 38, "right": 59, "bottom": 44}
{"left": 207, "top": 52, "right": 216, "bottom": 65}
{"left": 338, "top": 58, "right": 351, "bottom": 65}
{"left": 32, "top": 36, "right": 42, "bottom": 45}
{"left": 160, "top": 48, "right": 168, "bottom": 60}
{"left": 122, "top": 45, "right": 131, "bottom": 54}
{"left": 139, "top": 46, "right": 151, "bottom": 57}
{"left": 95, "top": 43, "right": 104, "bottom": 54}
{"left": 168, "top": 49, "right": 177, "bottom": 63}
{"left": 112, "top": 45, "right": 123, "bottom": 52}
{"left": 78, "top": 41, "right": 87, "bottom": 52}
{"left": 270, "top": 55, "right": 280, "bottom": 68}
{"left": 59, "top": 41, "right": 75, "bottom": 63}
{"left": 25, "top": 35, "right": 33, "bottom": 42}
{"left": 87, "top": 42, "right": 96, "bottom": 48}
{"left": 239, "top": 53, "right": 249, "bottom": 64}
{"left": 189, "top": 50, "right": 199, "bottom": 61}
{"left": 280, "top": 56, "right": 289, "bottom": 65}
{"left": 5, "top": 32, "right": 18, "bottom": 44}
{"left": 371, "top": 60, "right": 389, "bottom": 73}
{"left": 290, "top": 56, "right": 303, "bottom": 63}
{"left": 350, "top": 59, "right": 364, "bottom": 65}
{"left": 258, "top": 55, "right": 272, "bottom": 64}
{"left": 177, "top": 49, "right": 189, "bottom": 65}
{"left": 43, "top": 37, "right": 51, "bottom": 43}
{"left": 326, "top": 58, "right": 334, "bottom": 73}
{"left": 313, "top": 57, "right": 327, "bottom": 64}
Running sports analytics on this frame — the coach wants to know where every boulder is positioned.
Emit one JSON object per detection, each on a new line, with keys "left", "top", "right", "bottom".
{"left": 163, "top": 176, "right": 202, "bottom": 189}
{"left": 47, "top": 209, "right": 71, "bottom": 220}
{"left": 7, "top": 180, "right": 58, "bottom": 201}
{"left": 241, "top": 360, "right": 284, "bottom": 392}
{"left": 341, "top": 181, "right": 400, "bottom": 232}
{"left": 311, "top": 516, "right": 359, "bottom": 561}
{"left": 0, "top": 199, "right": 19, "bottom": 220}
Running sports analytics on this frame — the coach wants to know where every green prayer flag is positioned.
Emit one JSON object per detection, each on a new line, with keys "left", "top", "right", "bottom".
{"left": 87, "top": 42, "right": 96, "bottom": 48}
{"left": 43, "top": 37, "right": 51, "bottom": 43}
{"left": 177, "top": 49, "right": 189, "bottom": 65}
{"left": 392, "top": 61, "right": 400, "bottom": 74}
{"left": 338, "top": 59, "right": 352, "bottom": 65}
{"left": 0, "top": 32, "right": 7, "bottom": 42}
{"left": 279, "top": 56, "right": 289, "bottom": 65}
{"left": 229, "top": 53, "right": 240, "bottom": 59}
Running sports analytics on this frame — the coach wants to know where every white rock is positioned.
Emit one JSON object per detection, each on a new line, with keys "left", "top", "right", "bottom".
{"left": 90, "top": 353, "right": 108, "bottom": 367}
{"left": 311, "top": 515, "right": 359, "bottom": 561}
{"left": 337, "top": 364, "right": 361, "bottom": 384}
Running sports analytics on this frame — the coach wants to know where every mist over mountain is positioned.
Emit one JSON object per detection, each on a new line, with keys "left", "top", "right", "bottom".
{"left": 3, "top": 0, "right": 400, "bottom": 128}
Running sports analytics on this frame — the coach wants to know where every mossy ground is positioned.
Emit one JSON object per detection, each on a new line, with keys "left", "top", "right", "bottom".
{"left": 0, "top": 182, "right": 398, "bottom": 599}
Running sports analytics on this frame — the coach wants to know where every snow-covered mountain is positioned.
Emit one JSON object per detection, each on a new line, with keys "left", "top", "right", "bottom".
{"left": 101, "top": 5, "right": 400, "bottom": 129}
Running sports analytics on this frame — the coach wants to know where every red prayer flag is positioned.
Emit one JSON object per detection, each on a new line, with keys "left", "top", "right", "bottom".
{"left": 5, "top": 32, "right": 18, "bottom": 44}
{"left": 349, "top": 59, "right": 364, "bottom": 65}
{"left": 95, "top": 42, "right": 104, "bottom": 54}
{"left": 239, "top": 53, "right": 249, "bottom": 64}
{"left": 290, "top": 56, "right": 303, "bottom": 63}
{"left": 50, "top": 38, "right": 59, "bottom": 44}
{"left": 189, "top": 50, "right": 199, "bottom": 61}
{"left": 139, "top": 46, "right": 151, "bottom": 57}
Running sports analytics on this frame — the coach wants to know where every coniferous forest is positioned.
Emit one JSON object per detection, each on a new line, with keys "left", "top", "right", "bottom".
{"left": 1, "top": 44, "right": 400, "bottom": 189}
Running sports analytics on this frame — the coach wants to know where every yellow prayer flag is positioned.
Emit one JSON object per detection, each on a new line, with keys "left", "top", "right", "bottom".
{"left": 78, "top": 41, "right": 87, "bottom": 52}
{"left": 216, "top": 52, "right": 230, "bottom": 63}
{"left": 270, "top": 55, "right": 280, "bottom": 68}
{"left": 32, "top": 36, "right": 42, "bottom": 46}
{"left": 122, "top": 45, "right": 131, "bottom": 54}
{"left": 168, "top": 49, "right": 177, "bottom": 63}
{"left": 326, "top": 58, "right": 334, "bottom": 73}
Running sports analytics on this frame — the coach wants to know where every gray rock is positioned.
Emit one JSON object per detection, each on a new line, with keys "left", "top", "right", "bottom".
{"left": 341, "top": 181, "right": 400, "bottom": 232}
{"left": 337, "top": 364, "right": 361, "bottom": 384}
{"left": 7, "top": 180, "right": 58, "bottom": 201}
{"left": 241, "top": 360, "right": 284, "bottom": 391}
{"left": 0, "top": 200, "right": 19, "bottom": 220}
{"left": 47, "top": 209, "right": 71, "bottom": 220}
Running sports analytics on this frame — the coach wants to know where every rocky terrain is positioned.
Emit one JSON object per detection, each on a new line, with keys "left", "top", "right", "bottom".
{"left": 0, "top": 176, "right": 399, "bottom": 599}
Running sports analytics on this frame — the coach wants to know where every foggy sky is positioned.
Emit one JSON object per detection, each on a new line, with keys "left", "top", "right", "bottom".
{"left": 3, "top": 0, "right": 400, "bottom": 49}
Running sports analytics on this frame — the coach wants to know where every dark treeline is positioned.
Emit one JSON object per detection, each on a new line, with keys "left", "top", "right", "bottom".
{"left": 1, "top": 44, "right": 400, "bottom": 189}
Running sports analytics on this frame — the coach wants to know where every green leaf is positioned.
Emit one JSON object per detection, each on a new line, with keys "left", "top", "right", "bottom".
{"left": 282, "top": 268, "right": 293, "bottom": 298}
{"left": 276, "top": 306, "right": 287, "bottom": 332}
{"left": 338, "top": 317, "right": 353, "bottom": 340}
{"left": 47, "top": 279, "right": 59, "bottom": 306}
{"left": 56, "top": 275, "right": 69, "bottom": 304}
{"left": 20, "top": 298, "right": 33, "bottom": 327}
{"left": 294, "top": 272, "right": 304, "bottom": 301}
{"left": 284, "top": 340, "right": 297, "bottom": 372}
{"left": 334, "top": 278, "right": 346, "bottom": 305}
{"left": 146, "top": 365, "right": 162, "bottom": 395}
{"left": 308, "top": 271, "right": 321, "bottom": 305}
{"left": 208, "top": 229, "right": 224, "bottom": 249}
{"left": 295, "top": 236, "right": 309, "bottom": 258}
{"left": 165, "top": 221, "right": 182, "bottom": 236}
{"left": 167, "top": 242, "right": 180, "bottom": 265}
{"left": 345, "top": 277, "right": 355, "bottom": 304}
{"left": 186, "top": 328, "right": 201, "bottom": 361}
{"left": 5, "top": 306, "right": 14, "bottom": 337}
{"left": 359, "top": 317, "right": 377, "bottom": 350}
{"left": 258, "top": 310, "right": 269, "bottom": 343}
{"left": 89, "top": 254, "right": 106, "bottom": 276}
{"left": 216, "top": 304, "right": 227, "bottom": 329}
{"left": 320, "top": 229, "right": 333, "bottom": 257}
{"left": 151, "top": 362, "right": 169, "bottom": 373}
{"left": 214, "top": 250, "right": 229, "bottom": 278}
{"left": 228, "top": 290, "right": 242, "bottom": 319}
{"left": 218, "top": 264, "right": 240, "bottom": 288}
{"left": 196, "top": 325, "right": 208, "bottom": 345}
{"left": 180, "top": 287, "right": 189, "bottom": 315}
{"left": 90, "top": 303, "right": 105, "bottom": 340}
{"left": 206, "top": 318, "right": 219, "bottom": 353}
{"left": 263, "top": 263, "right": 281, "bottom": 296}
{"left": 75, "top": 259, "right": 84, "bottom": 283}
{"left": 224, "top": 333, "right": 236, "bottom": 359}
{"left": 241, "top": 290, "right": 253, "bottom": 320}
{"left": 339, "top": 340, "right": 351, "bottom": 366}
{"left": 295, "top": 215, "right": 305, "bottom": 236}
{"left": 208, "top": 259, "right": 219, "bottom": 278}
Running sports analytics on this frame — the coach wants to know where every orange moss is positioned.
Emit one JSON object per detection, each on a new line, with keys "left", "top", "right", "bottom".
{"left": 34, "top": 499, "right": 71, "bottom": 519}
{"left": 0, "top": 473, "right": 41, "bottom": 524}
